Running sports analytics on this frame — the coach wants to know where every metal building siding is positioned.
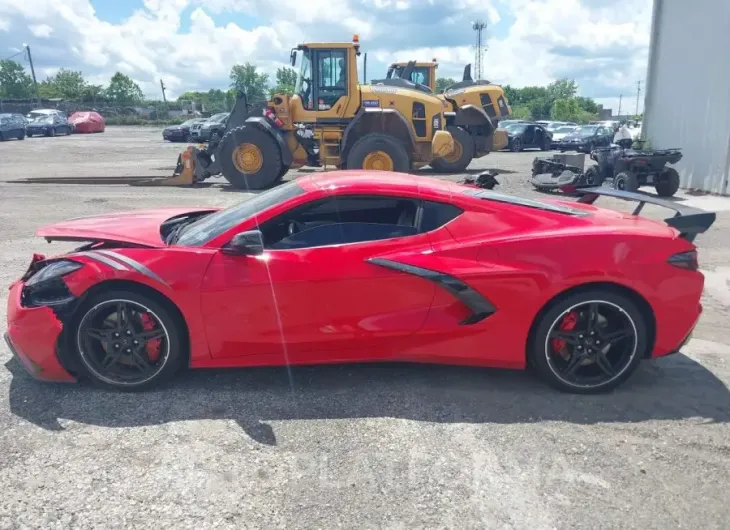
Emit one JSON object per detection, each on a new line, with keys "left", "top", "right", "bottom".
{"left": 643, "top": 0, "right": 730, "bottom": 195}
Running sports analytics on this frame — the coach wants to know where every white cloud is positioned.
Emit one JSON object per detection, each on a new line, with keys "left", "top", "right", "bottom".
{"left": 0, "top": 0, "right": 652, "bottom": 113}
{"left": 28, "top": 23, "right": 53, "bottom": 38}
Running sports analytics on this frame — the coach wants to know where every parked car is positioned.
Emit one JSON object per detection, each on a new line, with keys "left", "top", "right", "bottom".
{"left": 69, "top": 111, "right": 105, "bottom": 133}
{"left": 26, "top": 109, "right": 66, "bottom": 120}
{"left": 25, "top": 113, "right": 74, "bottom": 137}
{"left": 190, "top": 113, "right": 229, "bottom": 142}
{"left": 0, "top": 113, "right": 27, "bottom": 141}
{"left": 498, "top": 119, "right": 531, "bottom": 128}
{"left": 549, "top": 125, "right": 579, "bottom": 148}
{"left": 554, "top": 124, "right": 613, "bottom": 153}
{"left": 163, "top": 119, "right": 205, "bottom": 142}
{"left": 537, "top": 120, "right": 577, "bottom": 132}
{"left": 503, "top": 122, "right": 552, "bottom": 152}
{"left": 6, "top": 172, "right": 715, "bottom": 394}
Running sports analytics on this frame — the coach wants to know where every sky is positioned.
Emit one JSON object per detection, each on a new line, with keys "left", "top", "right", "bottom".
{"left": 0, "top": 0, "right": 653, "bottom": 114}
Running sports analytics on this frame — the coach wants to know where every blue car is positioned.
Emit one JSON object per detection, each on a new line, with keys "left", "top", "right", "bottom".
{"left": 25, "top": 112, "right": 73, "bottom": 137}
{"left": 0, "top": 113, "right": 27, "bottom": 141}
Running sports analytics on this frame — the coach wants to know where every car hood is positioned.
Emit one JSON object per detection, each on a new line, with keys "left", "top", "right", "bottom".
{"left": 562, "top": 134, "right": 589, "bottom": 141}
{"left": 36, "top": 207, "right": 218, "bottom": 247}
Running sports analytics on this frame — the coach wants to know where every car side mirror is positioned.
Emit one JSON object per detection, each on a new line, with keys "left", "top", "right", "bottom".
{"left": 223, "top": 230, "right": 264, "bottom": 256}
{"left": 290, "top": 49, "right": 297, "bottom": 67}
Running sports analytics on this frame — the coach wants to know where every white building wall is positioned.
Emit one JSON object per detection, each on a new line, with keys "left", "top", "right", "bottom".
{"left": 643, "top": 0, "right": 730, "bottom": 195}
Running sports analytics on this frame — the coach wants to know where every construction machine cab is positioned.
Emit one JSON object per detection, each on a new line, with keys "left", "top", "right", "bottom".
{"left": 287, "top": 38, "right": 362, "bottom": 120}
{"left": 387, "top": 60, "right": 438, "bottom": 92}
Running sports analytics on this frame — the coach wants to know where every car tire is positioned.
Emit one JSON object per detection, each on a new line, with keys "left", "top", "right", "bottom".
{"left": 654, "top": 167, "right": 680, "bottom": 197}
{"left": 429, "top": 125, "right": 475, "bottom": 173}
{"left": 613, "top": 171, "right": 639, "bottom": 192}
{"left": 72, "top": 289, "right": 186, "bottom": 392}
{"left": 0, "top": 132, "right": 4, "bottom": 141}
{"left": 346, "top": 132, "right": 410, "bottom": 172}
{"left": 218, "top": 125, "right": 283, "bottom": 190}
{"left": 540, "top": 137, "right": 550, "bottom": 151}
{"left": 510, "top": 138, "right": 522, "bottom": 152}
{"left": 528, "top": 289, "right": 649, "bottom": 394}
{"left": 18, "top": 130, "right": 25, "bottom": 140}
{"left": 47, "top": 127, "right": 55, "bottom": 137}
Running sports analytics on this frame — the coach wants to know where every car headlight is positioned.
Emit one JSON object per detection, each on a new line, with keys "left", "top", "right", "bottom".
{"left": 26, "top": 260, "right": 83, "bottom": 286}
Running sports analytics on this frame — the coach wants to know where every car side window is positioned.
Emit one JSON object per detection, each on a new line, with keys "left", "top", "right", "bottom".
{"left": 261, "top": 195, "right": 421, "bottom": 250}
{"left": 420, "top": 201, "right": 463, "bottom": 232}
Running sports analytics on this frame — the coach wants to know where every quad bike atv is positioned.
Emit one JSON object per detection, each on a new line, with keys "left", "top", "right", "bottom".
{"left": 166, "top": 36, "right": 455, "bottom": 190}
{"left": 589, "top": 142, "right": 683, "bottom": 197}
{"left": 374, "top": 60, "right": 511, "bottom": 172}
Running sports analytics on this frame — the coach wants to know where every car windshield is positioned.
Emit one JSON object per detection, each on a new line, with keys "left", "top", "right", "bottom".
{"left": 555, "top": 126, "right": 577, "bottom": 133}
{"left": 573, "top": 125, "right": 598, "bottom": 137}
{"left": 32, "top": 116, "right": 53, "bottom": 123}
{"left": 505, "top": 123, "right": 527, "bottom": 133}
{"left": 207, "top": 113, "right": 228, "bottom": 122}
{"left": 181, "top": 119, "right": 199, "bottom": 126}
{"left": 175, "top": 180, "right": 306, "bottom": 246}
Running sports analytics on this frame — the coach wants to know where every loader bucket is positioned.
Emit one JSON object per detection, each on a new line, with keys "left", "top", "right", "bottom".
{"left": 131, "top": 146, "right": 197, "bottom": 187}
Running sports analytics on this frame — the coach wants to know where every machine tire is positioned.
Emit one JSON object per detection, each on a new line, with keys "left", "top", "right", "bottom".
{"left": 582, "top": 165, "right": 602, "bottom": 186}
{"left": 430, "top": 125, "right": 475, "bottom": 173}
{"left": 218, "top": 125, "right": 283, "bottom": 190}
{"left": 72, "top": 289, "right": 185, "bottom": 392}
{"left": 613, "top": 171, "right": 638, "bottom": 192}
{"left": 346, "top": 133, "right": 410, "bottom": 172}
{"left": 655, "top": 167, "right": 680, "bottom": 197}
{"left": 277, "top": 165, "right": 290, "bottom": 181}
{"left": 510, "top": 138, "right": 522, "bottom": 152}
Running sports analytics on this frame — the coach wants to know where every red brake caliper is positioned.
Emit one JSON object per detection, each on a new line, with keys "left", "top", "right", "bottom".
{"left": 140, "top": 312, "right": 162, "bottom": 362}
{"left": 551, "top": 311, "right": 578, "bottom": 360}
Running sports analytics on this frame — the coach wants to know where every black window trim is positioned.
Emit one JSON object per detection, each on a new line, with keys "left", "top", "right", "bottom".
{"left": 259, "top": 193, "right": 464, "bottom": 251}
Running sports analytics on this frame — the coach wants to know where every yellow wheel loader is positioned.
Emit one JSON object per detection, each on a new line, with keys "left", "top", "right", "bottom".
{"left": 168, "top": 36, "right": 455, "bottom": 190}
{"left": 375, "top": 60, "right": 511, "bottom": 172}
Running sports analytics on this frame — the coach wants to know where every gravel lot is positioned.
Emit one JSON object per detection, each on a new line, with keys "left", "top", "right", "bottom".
{"left": 1, "top": 127, "right": 729, "bottom": 529}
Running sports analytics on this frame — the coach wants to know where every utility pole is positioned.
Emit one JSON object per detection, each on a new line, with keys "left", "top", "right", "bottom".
{"left": 618, "top": 94, "right": 623, "bottom": 117}
{"left": 160, "top": 79, "right": 168, "bottom": 116}
{"left": 23, "top": 44, "right": 39, "bottom": 104}
{"left": 472, "top": 21, "right": 487, "bottom": 80}
{"left": 635, "top": 80, "right": 642, "bottom": 117}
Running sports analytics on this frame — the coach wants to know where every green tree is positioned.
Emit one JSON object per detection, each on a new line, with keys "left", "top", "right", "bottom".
{"left": 273, "top": 67, "right": 298, "bottom": 95}
{"left": 550, "top": 98, "right": 594, "bottom": 123}
{"left": 230, "top": 62, "right": 269, "bottom": 101}
{"left": 104, "top": 72, "right": 144, "bottom": 104}
{"left": 436, "top": 77, "right": 457, "bottom": 92}
{"left": 510, "top": 106, "right": 532, "bottom": 120}
{"left": 52, "top": 69, "right": 87, "bottom": 99}
{"left": 0, "top": 60, "right": 34, "bottom": 98}
{"left": 575, "top": 96, "right": 598, "bottom": 115}
{"left": 546, "top": 78, "right": 578, "bottom": 101}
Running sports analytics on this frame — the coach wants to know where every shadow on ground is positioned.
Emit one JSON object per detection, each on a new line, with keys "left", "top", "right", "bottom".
{"left": 6, "top": 353, "right": 729, "bottom": 445}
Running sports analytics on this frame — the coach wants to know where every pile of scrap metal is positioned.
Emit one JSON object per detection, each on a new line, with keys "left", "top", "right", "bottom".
{"left": 530, "top": 153, "right": 598, "bottom": 193}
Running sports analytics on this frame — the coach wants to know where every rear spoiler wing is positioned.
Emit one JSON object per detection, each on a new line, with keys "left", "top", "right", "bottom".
{"left": 575, "top": 187, "right": 716, "bottom": 242}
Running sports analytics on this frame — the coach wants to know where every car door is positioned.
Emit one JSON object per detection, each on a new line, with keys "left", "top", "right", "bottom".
{"left": 200, "top": 194, "right": 438, "bottom": 363}
{"left": 523, "top": 125, "right": 535, "bottom": 146}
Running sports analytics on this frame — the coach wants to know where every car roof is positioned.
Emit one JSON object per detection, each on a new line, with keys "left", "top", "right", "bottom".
{"left": 300, "top": 171, "right": 454, "bottom": 198}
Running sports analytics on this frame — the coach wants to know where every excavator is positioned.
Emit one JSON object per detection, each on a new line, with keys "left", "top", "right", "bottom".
{"left": 161, "top": 36, "right": 456, "bottom": 190}
{"left": 375, "top": 59, "right": 511, "bottom": 171}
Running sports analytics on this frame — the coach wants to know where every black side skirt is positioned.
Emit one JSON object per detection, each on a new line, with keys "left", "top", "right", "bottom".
{"left": 367, "top": 258, "right": 496, "bottom": 325}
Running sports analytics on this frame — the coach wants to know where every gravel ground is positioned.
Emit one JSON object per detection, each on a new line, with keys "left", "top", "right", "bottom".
{"left": 0, "top": 127, "right": 728, "bottom": 529}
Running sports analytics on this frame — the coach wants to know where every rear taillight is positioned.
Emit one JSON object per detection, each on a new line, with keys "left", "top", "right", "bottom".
{"left": 668, "top": 250, "right": 699, "bottom": 271}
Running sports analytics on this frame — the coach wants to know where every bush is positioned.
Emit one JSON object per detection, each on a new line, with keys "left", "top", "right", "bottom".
{"left": 104, "top": 116, "right": 187, "bottom": 126}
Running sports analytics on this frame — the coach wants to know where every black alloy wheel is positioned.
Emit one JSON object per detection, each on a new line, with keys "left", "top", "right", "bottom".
{"left": 76, "top": 297, "right": 178, "bottom": 389}
{"left": 544, "top": 301, "right": 639, "bottom": 390}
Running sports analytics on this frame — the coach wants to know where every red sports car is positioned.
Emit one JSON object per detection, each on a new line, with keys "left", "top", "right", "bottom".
{"left": 5, "top": 172, "right": 715, "bottom": 393}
